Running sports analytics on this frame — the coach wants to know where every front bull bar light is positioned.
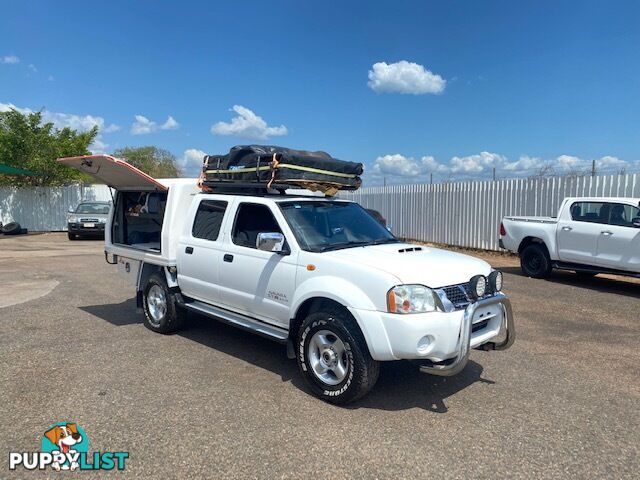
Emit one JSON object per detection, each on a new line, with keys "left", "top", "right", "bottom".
{"left": 488, "top": 270, "right": 503, "bottom": 293}
{"left": 467, "top": 275, "right": 487, "bottom": 300}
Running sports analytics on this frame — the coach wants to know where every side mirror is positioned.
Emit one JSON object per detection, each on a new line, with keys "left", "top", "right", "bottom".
{"left": 256, "top": 232, "right": 288, "bottom": 254}
{"left": 68, "top": 205, "right": 75, "bottom": 213}
{"left": 632, "top": 217, "right": 640, "bottom": 228}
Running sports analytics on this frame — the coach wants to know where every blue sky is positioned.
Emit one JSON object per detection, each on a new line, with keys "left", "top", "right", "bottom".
{"left": 1, "top": 0, "right": 639, "bottom": 185}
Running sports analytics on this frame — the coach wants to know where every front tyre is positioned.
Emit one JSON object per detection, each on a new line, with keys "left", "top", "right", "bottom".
{"left": 142, "top": 273, "right": 185, "bottom": 334}
{"left": 297, "top": 309, "right": 379, "bottom": 404}
{"left": 520, "top": 244, "right": 552, "bottom": 278}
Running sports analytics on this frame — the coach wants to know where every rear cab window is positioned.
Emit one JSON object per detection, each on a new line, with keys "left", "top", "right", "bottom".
{"left": 570, "top": 202, "right": 609, "bottom": 224}
{"left": 192, "top": 200, "right": 228, "bottom": 241}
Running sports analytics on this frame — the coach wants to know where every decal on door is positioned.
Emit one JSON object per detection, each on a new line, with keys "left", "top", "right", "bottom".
{"left": 267, "top": 291, "right": 289, "bottom": 303}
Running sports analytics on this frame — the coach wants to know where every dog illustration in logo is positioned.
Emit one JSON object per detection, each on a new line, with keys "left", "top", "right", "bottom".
{"left": 44, "top": 423, "right": 82, "bottom": 471}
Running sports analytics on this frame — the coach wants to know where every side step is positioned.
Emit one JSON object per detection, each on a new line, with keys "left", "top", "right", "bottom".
{"left": 182, "top": 300, "right": 289, "bottom": 343}
{"left": 553, "top": 261, "right": 640, "bottom": 278}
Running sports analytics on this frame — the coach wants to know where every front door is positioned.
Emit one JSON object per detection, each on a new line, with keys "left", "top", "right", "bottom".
{"left": 595, "top": 202, "right": 640, "bottom": 272}
{"left": 217, "top": 202, "right": 297, "bottom": 328}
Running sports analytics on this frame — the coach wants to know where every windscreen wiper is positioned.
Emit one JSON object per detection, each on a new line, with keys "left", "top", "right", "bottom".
{"left": 370, "top": 238, "right": 400, "bottom": 245}
{"left": 317, "top": 238, "right": 399, "bottom": 252}
{"left": 316, "top": 241, "right": 373, "bottom": 252}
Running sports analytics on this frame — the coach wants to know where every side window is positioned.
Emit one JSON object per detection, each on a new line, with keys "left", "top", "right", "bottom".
{"left": 608, "top": 203, "right": 640, "bottom": 227}
{"left": 232, "top": 203, "right": 282, "bottom": 249}
{"left": 192, "top": 200, "right": 227, "bottom": 241}
{"left": 570, "top": 202, "right": 609, "bottom": 224}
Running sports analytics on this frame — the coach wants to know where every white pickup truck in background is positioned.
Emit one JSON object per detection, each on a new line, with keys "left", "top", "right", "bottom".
{"left": 59, "top": 154, "right": 515, "bottom": 404}
{"left": 500, "top": 197, "right": 640, "bottom": 279}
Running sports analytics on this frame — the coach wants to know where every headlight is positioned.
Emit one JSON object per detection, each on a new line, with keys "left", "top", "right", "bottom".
{"left": 68, "top": 216, "right": 78, "bottom": 223}
{"left": 387, "top": 285, "right": 438, "bottom": 314}
{"left": 468, "top": 275, "right": 487, "bottom": 299}
{"left": 488, "top": 270, "right": 503, "bottom": 292}
{"left": 99, "top": 218, "right": 107, "bottom": 223}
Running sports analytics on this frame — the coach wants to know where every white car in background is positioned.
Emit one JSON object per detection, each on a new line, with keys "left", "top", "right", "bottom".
{"left": 500, "top": 197, "right": 640, "bottom": 279}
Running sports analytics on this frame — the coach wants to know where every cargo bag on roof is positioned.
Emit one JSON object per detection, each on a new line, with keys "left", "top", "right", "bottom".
{"left": 200, "top": 145, "right": 363, "bottom": 196}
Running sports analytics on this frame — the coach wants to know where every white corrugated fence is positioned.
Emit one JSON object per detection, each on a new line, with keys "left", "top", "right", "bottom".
{"left": 1, "top": 174, "right": 639, "bottom": 249}
{"left": 0, "top": 184, "right": 111, "bottom": 232}
{"left": 342, "top": 173, "right": 640, "bottom": 251}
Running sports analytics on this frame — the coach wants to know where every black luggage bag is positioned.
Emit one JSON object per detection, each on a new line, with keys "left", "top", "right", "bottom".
{"left": 200, "top": 145, "right": 363, "bottom": 196}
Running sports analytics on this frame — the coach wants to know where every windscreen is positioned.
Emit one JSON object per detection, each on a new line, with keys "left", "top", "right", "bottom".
{"left": 76, "top": 203, "right": 110, "bottom": 214}
{"left": 279, "top": 201, "right": 397, "bottom": 252}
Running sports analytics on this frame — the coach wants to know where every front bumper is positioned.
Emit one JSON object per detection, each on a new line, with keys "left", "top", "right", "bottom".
{"left": 68, "top": 222, "right": 105, "bottom": 235}
{"left": 349, "top": 293, "right": 515, "bottom": 374}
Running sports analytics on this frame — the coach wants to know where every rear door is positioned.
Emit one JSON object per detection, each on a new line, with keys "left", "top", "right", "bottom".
{"left": 595, "top": 202, "right": 640, "bottom": 272}
{"left": 177, "top": 198, "right": 229, "bottom": 303}
{"left": 557, "top": 201, "right": 608, "bottom": 265}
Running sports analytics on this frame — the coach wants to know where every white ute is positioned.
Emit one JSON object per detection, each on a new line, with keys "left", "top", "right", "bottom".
{"left": 500, "top": 197, "right": 640, "bottom": 279}
{"left": 60, "top": 154, "right": 515, "bottom": 404}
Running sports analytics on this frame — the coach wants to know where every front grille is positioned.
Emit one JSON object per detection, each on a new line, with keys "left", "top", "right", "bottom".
{"left": 472, "top": 319, "right": 489, "bottom": 332}
{"left": 441, "top": 283, "right": 470, "bottom": 308}
{"left": 80, "top": 218, "right": 99, "bottom": 222}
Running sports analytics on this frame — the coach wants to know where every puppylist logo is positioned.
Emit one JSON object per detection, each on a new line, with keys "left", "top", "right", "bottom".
{"left": 9, "top": 422, "right": 129, "bottom": 472}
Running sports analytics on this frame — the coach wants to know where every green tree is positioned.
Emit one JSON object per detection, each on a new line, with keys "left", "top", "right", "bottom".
{"left": 112, "top": 146, "right": 181, "bottom": 178}
{"left": 0, "top": 108, "right": 97, "bottom": 186}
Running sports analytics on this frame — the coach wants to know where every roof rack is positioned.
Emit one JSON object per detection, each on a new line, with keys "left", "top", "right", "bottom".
{"left": 199, "top": 181, "right": 332, "bottom": 197}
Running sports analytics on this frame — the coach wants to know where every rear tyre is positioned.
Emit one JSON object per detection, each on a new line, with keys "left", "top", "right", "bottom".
{"left": 520, "top": 244, "right": 552, "bottom": 278}
{"left": 142, "top": 273, "right": 186, "bottom": 334}
{"left": 68, "top": 232, "right": 77, "bottom": 240}
{"left": 297, "top": 308, "right": 379, "bottom": 405}
{"left": 2, "top": 222, "right": 21, "bottom": 235}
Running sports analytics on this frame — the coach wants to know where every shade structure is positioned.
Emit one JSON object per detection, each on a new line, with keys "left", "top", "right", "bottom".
{"left": 0, "top": 163, "right": 41, "bottom": 176}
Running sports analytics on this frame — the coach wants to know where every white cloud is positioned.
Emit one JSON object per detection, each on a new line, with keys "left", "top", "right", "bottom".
{"left": 597, "top": 155, "right": 627, "bottom": 170}
{"left": 369, "top": 154, "right": 450, "bottom": 184}
{"left": 450, "top": 151, "right": 506, "bottom": 173}
{"left": 0, "top": 102, "right": 119, "bottom": 154}
{"left": 503, "top": 155, "right": 542, "bottom": 171}
{"left": 1, "top": 55, "right": 20, "bottom": 64}
{"left": 131, "top": 115, "right": 154, "bottom": 135}
{"left": 366, "top": 151, "right": 637, "bottom": 186}
{"left": 367, "top": 61, "right": 446, "bottom": 95}
{"left": 28, "top": 63, "right": 37, "bottom": 72}
{"left": 162, "top": 115, "right": 179, "bottom": 130}
{"left": 179, "top": 148, "right": 207, "bottom": 177}
{"left": 420, "top": 155, "right": 449, "bottom": 173}
{"left": 90, "top": 137, "right": 109, "bottom": 154}
{"left": 373, "top": 154, "right": 423, "bottom": 177}
{"left": 556, "top": 154, "right": 582, "bottom": 170}
{"left": 211, "top": 105, "right": 288, "bottom": 140}
{"left": 48, "top": 75, "right": 55, "bottom": 81}
{"left": 131, "top": 114, "right": 180, "bottom": 135}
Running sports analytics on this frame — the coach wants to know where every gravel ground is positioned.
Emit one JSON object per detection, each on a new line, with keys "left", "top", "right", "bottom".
{"left": 1, "top": 233, "right": 638, "bottom": 479}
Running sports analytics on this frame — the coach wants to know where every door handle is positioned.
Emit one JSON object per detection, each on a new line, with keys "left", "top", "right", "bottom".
{"left": 185, "top": 246, "right": 194, "bottom": 254}
{"left": 223, "top": 254, "right": 234, "bottom": 263}
{"left": 561, "top": 226, "right": 572, "bottom": 231}
{"left": 601, "top": 231, "right": 613, "bottom": 236}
